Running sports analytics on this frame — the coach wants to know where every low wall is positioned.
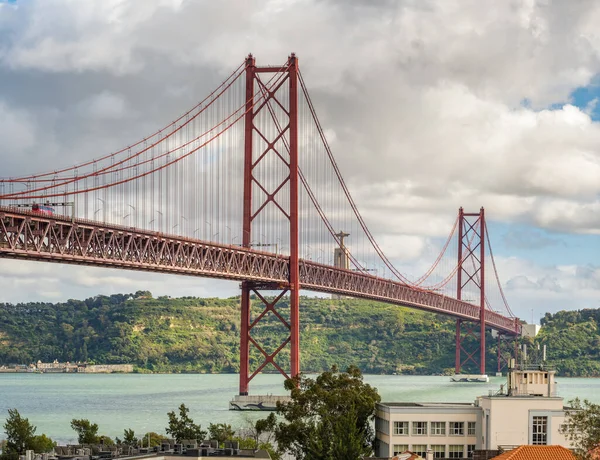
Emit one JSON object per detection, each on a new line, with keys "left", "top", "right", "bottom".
{"left": 82, "top": 364, "right": 134, "bottom": 373}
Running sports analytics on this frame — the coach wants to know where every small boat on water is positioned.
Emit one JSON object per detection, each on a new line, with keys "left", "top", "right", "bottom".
{"left": 450, "top": 374, "right": 489, "bottom": 383}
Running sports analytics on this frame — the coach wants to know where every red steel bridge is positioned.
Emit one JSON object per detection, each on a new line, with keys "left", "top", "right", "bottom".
{"left": 0, "top": 54, "right": 521, "bottom": 395}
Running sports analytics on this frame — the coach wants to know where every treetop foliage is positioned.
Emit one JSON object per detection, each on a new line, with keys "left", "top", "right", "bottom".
{"left": 562, "top": 398, "right": 600, "bottom": 459}
{"left": 2, "top": 409, "right": 54, "bottom": 455}
{"left": 70, "top": 419, "right": 99, "bottom": 445}
{"left": 208, "top": 424, "right": 235, "bottom": 447}
{"left": 166, "top": 404, "right": 206, "bottom": 443}
{"left": 274, "top": 365, "right": 381, "bottom": 460}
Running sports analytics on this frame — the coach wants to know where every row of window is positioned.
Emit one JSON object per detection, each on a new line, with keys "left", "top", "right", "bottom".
{"left": 393, "top": 421, "right": 476, "bottom": 436}
{"left": 393, "top": 444, "right": 476, "bottom": 458}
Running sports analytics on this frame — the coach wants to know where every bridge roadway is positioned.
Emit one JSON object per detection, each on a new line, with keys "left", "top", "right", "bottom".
{"left": 0, "top": 206, "right": 520, "bottom": 335}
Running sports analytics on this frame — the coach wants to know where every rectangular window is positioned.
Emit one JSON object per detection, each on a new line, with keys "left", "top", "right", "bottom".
{"left": 394, "top": 421, "right": 409, "bottom": 435}
{"left": 393, "top": 445, "right": 409, "bottom": 455}
{"left": 449, "top": 445, "right": 464, "bottom": 458}
{"left": 467, "top": 421, "right": 476, "bottom": 436}
{"left": 431, "top": 445, "right": 445, "bottom": 458}
{"left": 467, "top": 445, "right": 476, "bottom": 458}
{"left": 411, "top": 445, "right": 427, "bottom": 458}
{"left": 532, "top": 416, "right": 548, "bottom": 445}
{"left": 431, "top": 421, "right": 446, "bottom": 435}
{"left": 412, "top": 421, "right": 428, "bottom": 436}
{"left": 450, "top": 422, "right": 464, "bottom": 436}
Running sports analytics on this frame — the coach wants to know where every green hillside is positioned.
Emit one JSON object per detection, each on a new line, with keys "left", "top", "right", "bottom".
{"left": 0, "top": 292, "right": 597, "bottom": 376}
{"left": 536, "top": 309, "right": 600, "bottom": 377}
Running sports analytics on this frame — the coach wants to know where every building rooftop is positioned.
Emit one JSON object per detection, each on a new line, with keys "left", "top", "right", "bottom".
{"left": 491, "top": 446, "right": 576, "bottom": 460}
{"left": 381, "top": 402, "right": 475, "bottom": 408}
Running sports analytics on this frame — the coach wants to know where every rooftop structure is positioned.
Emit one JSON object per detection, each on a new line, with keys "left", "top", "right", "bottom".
{"left": 375, "top": 365, "right": 573, "bottom": 458}
{"left": 40, "top": 441, "right": 271, "bottom": 460}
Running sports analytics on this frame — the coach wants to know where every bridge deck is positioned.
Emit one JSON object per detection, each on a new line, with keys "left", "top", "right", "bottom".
{"left": 0, "top": 207, "right": 520, "bottom": 335}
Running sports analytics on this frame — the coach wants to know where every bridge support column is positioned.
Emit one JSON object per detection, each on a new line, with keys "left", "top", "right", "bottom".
{"left": 239, "top": 54, "right": 301, "bottom": 395}
{"left": 455, "top": 207, "right": 487, "bottom": 375}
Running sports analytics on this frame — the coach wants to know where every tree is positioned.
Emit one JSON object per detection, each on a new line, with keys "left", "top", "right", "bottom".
{"left": 70, "top": 419, "right": 99, "bottom": 445}
{"left": 244, "top": 413, "right": 276, "bottom": 450}
{"left": 208, "top": 424, "right": 235, "bottom": 447}
{"left": 236, "top": 413, "right": 280, "bottom": 460}
{"left": 123, "top": 429, "right": 138, "bottom": 447}
{"left": 562, "top": 398, "right": 600, "bottom": 459}
{"left": 271, "top": 365, "right": 380, "bottom": 460}
{"left": 3, "top": 409, "right": 36, "bottom": 454}
{"left": 29, "top": 434, "right": 55, "bottom": 453}
{"left": 165, "top": 404, "right": 206, "bottom": 443}
{"left": 98, "top": 436, "right": 114, "bottom": 447}
{"left": 141, "top": 432, "right": 167, "bottom": 448}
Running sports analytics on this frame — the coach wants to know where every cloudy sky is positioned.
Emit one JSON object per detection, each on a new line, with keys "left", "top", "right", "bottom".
{"left": 0, "top": 0, "right": 599, "bottom": 322}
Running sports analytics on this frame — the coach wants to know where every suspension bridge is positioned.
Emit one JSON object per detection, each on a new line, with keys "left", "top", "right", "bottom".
{"left": 0, "top": 54, "right": 522, "bottom": 395}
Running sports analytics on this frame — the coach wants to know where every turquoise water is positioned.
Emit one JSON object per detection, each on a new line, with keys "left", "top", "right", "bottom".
{"left": 1, "top": 373, "right": 599, "bottom": 443}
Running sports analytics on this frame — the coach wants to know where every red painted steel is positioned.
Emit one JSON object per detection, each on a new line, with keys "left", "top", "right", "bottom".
{"left": 455, "top": 207, "right": 489, "bottom": 374}
{"left": 237, "top": 54, "right": 302, "bottom": 395}
{"left": 455, "top": 207, "right": 464, "bottom": 373}
{"left": 479, "top": 208, "right": 486, "bottom": 374}
{"left": 455, "top": 319, "right": 462, "bottom": 374}
{"left": 288, "top": 54, "right": 300, "bottom": 380}
{"left": 240, "top": 54, "right": 256, "bottom": 396}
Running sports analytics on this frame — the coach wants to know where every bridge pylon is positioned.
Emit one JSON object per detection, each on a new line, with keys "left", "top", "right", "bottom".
{"left": 455, "top": 207, "right": 487, "bottom": 375}
{"left": 239, "top": 54, "right": 300, "bottom": 395}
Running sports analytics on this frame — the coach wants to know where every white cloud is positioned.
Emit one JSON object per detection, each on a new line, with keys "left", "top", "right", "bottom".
{"left": 0, "top": 101, "right": 36, "bottom": 154}
{"left": 0, "top": 0, "right": 599, "bottom": 315}
{"left": 497, "top": 256, "right": 600, "bottom": 318}
{"left": 0, "top": 259, "right": 238, "bottom": 303}
{"left": 79, "top": 91, "right": 128, "bottom": 119}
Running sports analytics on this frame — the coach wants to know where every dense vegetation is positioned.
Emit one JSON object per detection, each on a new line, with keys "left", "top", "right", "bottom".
{"left": 0, "top": 292, "right": 597, "bottom": 376}
{"left": 537, "top": 309, "right": 600, "bottom": 377}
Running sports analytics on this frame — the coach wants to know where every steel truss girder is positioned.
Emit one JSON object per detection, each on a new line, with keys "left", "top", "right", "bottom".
{"left": 299, "top": 262, "right": 519, "bottom": 334}
{"left": 0, "top": 207, "right": 521, "bottom": 336}
{"left": 0, "top": 208, "right": 289, "bottom": 282}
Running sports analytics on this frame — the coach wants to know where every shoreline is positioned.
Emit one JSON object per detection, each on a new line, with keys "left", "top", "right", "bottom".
{"left": 1, "top": 370, "right": 599, "bottom": 378}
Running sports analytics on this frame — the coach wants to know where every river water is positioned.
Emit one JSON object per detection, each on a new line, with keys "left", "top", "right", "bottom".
{"left": 1, "top": 373, "right": 599, "bottom": 443}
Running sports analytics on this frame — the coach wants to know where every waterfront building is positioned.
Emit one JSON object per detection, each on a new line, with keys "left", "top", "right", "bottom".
{"left": 375, "top": 366, "right": 572, "bottom": 458}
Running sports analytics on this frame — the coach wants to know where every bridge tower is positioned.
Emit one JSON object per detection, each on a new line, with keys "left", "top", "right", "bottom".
{"left": 239, "top": 54, "right": 300, "bottom": 395}
{"left": 455, "top": 207, "right": 487, "bottom": 375}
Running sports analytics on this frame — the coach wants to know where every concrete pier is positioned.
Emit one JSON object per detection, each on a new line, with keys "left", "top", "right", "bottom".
{"left": 229, "top": 394, "right": 291, "bottom": 411}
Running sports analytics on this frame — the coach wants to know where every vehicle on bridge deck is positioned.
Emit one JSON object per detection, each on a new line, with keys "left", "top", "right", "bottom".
{"left": 31, "top": 203, "right": 55, "bottom": 215}
{"left": 450, "top": 374, "right": 489, "bottom": 383}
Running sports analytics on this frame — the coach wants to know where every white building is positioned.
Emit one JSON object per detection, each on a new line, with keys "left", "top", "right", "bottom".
{"left": 375, "top": 366, "right": 572, "bottom": 458}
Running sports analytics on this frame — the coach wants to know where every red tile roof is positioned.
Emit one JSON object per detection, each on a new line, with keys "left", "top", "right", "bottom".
{"left": 491, "top": 445, "right": 576, "bottom": 460}
{"left": 392, "top": 452, "right": 421, "bottom": 460}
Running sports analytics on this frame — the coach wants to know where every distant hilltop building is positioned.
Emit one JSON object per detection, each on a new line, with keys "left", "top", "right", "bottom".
{"left": 0, "top": 360, "right": 133, "bottom": 373}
